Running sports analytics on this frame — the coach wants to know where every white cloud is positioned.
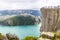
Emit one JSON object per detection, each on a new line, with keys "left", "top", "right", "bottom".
{"left": 34, "top": 0, "right": 60, "bottom": 9}
{"left": 0, "top": 0, "right": 36, "bottom": 10}
{"left": 1, "top": 0, "right": 37, "bottom": 3}
{"left": 0, "top": 0, "right": 60, "bottom": 10}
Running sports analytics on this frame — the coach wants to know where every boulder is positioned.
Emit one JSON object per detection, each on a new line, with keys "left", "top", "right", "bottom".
{"left": 6, "top": 33, "right": 19, "bottom": 40}
{"left": 40, "top": 32, "right": 55, "bottom": 40}
{"left": 38, "top": 37, "right": 51, "bottom": 40}
{"left": 0, "top": 33, "right": 8, "bottom": 40}
{"left": 40, "top": 32, "right": 54, "bottom": 38}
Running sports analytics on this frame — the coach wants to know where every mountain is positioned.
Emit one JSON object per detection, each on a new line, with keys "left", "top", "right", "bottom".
{"left": 0, "top": 9, "right": 41, "bottom": 16}
{"left": 2, "top": 14, "right": 40, "bottom": 26}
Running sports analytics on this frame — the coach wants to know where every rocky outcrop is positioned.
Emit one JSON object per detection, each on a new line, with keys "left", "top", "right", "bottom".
{"left": 38, "top": 37, "right": 51, "bottom": 40}
{"left": 6, "top": 33, "right": 19, "bottom": 40}
{"left": 0, "top": 33, "right": 19, "bottom": 40}
{"left": 40, "top": 6, "right": 60, "bottom": 32}
{"left": 39, "top": 32, "right": 60, "bottom": 40}
{"left": 0, "top": 33, "right": 8, "bottom": 40}
{"left": 2, "top": 14, "right": 40, "bottom": 26}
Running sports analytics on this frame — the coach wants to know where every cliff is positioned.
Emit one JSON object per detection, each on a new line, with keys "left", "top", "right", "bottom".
{"left": 2, "top": 14, "right": 40, "bottom": 26}
{"left": 40, "top": 6, "right": 60, "bottom": 32}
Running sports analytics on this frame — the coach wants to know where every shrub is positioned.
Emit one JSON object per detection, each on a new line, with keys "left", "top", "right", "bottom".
{"left": 23, "top": 36, "right": 38, "bottom": 40}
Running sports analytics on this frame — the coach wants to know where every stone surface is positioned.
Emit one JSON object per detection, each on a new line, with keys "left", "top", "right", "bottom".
{"left": 6, "top": 33, "right": 19, "bottom": 40}
{"left": 38, "top": 37, "right": 51, "bottom": 40}
{"left": 40, "top": 32, "right": 54, "bottom": 39}
{"left": 40, "top": 6, "right": 60, "bottom": 32}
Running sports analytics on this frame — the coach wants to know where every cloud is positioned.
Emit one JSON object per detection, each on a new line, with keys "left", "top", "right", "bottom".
{"left": 0, "top": 0, "right": 60, "bottom": 10}
{"left": 0, "top": 0, "right": 37, "bottom": 10}
{"left": 1, "top": 0, "right": 38, "bottom": 3}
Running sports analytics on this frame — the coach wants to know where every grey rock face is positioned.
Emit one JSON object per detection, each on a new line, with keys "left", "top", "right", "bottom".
{"left": 40, "top": 6, "right": 60, "bottom": 32}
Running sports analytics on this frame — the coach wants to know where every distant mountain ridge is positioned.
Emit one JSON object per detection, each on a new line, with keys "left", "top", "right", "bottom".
{"left": 0, "top": 9, "right": 41, "bottom": 16}
{"left": 0, "top": 14, "right": 41, "bottom": 26}
{"left": 0, "top": 9, "right": 41, "bottom": 26}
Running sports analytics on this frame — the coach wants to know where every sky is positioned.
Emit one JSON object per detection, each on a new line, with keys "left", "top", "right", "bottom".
{"left": 0, "top": 0, "right": 60, "bottom": 10}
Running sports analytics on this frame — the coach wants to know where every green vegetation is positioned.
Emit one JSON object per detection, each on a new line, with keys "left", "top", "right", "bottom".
{"left": 23, "top": 36, "right": 38, "bottom": 40}
{"left": 2, "top": 14, "right": 40, "bottom": 26}
{"left": 0, "top": 33, "right": 39, "bottom": 40}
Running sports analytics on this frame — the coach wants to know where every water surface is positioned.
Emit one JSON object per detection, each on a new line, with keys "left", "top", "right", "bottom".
{"left": 0, "top": 23, "right": 41, "bottom": 39}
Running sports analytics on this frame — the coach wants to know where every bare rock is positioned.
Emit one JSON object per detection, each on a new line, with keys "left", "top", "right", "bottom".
{"left": 6, "top": 33, "right": 19, "bottom": 40}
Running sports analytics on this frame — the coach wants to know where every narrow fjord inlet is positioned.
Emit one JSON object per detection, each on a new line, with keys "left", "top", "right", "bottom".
{"left": 0, "top": 10, "right": 41, "bottom": 40}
